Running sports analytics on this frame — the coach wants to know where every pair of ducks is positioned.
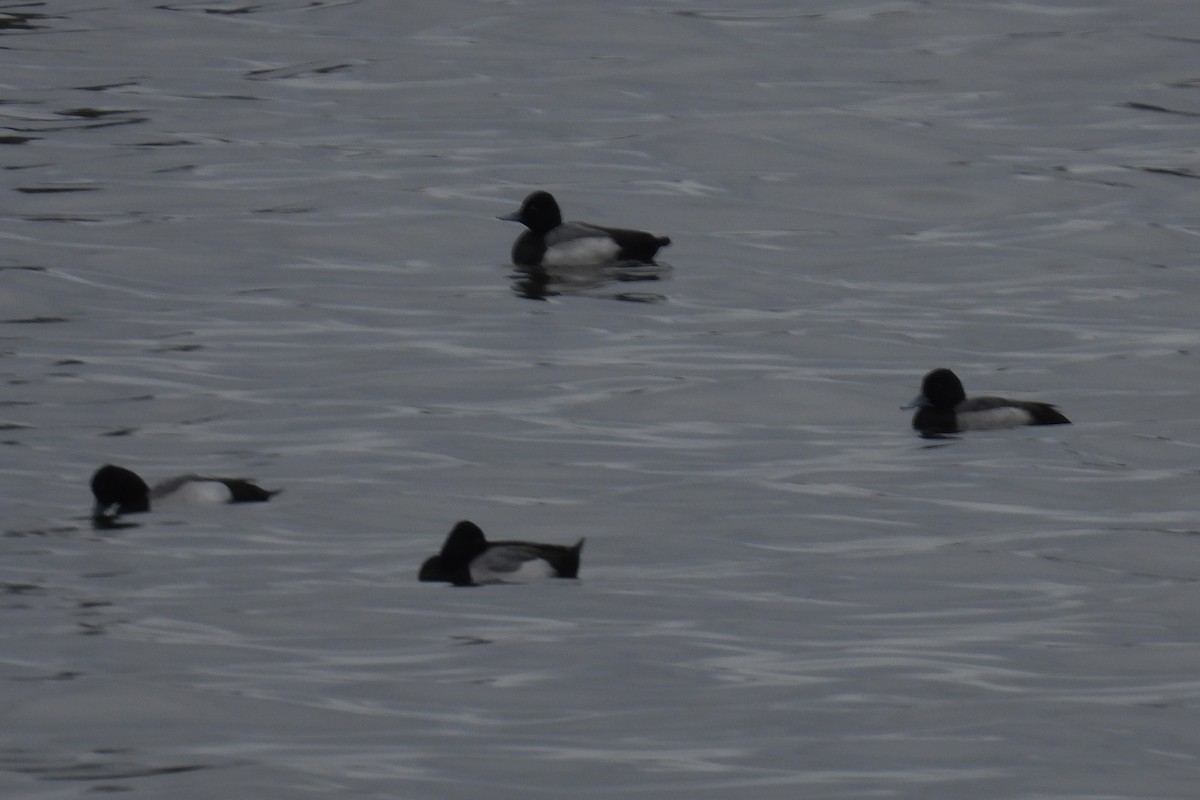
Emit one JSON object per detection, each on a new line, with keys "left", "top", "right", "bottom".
{"left": 500, "top": 190, "right": 1072, "bottom": 439}
{"left": 85, "top": 194, "right": 1071, "bottom": 586}
{"left": 88, "top": 465, "right": 581, "bottom": 588}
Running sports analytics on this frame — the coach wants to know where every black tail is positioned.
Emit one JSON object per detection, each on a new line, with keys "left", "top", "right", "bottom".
{"left": 1027, "top": 403, "right": 1071, "bottom": 426}
{"left": 216, "top": 478, "right": 280, "bottom": 503}
{"left": 547, "top": 538, "right": 585, "bottom": 579}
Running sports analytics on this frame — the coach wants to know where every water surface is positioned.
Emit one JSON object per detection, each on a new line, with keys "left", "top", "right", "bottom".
{"left": 3, "top": 1, "right": 1200, "bottom": 798}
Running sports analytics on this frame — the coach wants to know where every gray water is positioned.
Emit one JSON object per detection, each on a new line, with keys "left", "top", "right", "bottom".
{"left": 3, "top": 1, "right": 1200, "bottom": 797}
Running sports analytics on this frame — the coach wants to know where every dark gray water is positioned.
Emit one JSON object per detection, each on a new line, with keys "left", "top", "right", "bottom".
{"left": 4, "top": 1, "right": 1200, "bottom": 797}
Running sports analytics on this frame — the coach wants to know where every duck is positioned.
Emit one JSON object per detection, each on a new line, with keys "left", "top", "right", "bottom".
{"left": 499, "top": 190, "right": 671, "bottom": 267}
{"left": 419, "top": 520, "right": 585, "bottom": 586}
{"left": 904, "top": 368, "right": 1071, "bottom": 436}
{"left": 90, "top": 463, "right": 279, "bottom": 528}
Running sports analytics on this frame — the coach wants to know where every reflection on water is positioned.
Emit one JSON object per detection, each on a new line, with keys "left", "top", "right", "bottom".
{"left": 510, "top": 261, "right": 673, "bottom": 302}
{"left": 0, "top": 748, "right": 213, "bottom": 782}
{"left": 0, "top": 7, "right": 50, "bottom": 33}
{"left": 4, "top": 0, "right": 1200, "bottom": 798}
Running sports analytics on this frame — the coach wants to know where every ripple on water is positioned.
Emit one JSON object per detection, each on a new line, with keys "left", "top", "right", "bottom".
{"left": 4, "top": 1, "right": 1200, "bottom": 798}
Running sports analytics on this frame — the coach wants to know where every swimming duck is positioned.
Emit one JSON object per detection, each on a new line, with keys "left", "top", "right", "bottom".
{"left": 419, "top": 520, "right": 584, "bottom": 586}
{"left": 90, "top": 463, "right": 279, "bottom": 528}
{"left": 499, "top": 190, "right": 670, "bottom": 267}
{"left": 904, "top": 368, "right": 1071, "bottom": 436}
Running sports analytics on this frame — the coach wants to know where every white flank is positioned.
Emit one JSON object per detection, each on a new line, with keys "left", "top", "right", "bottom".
{"left": 157, "top": 480, "right": 234, "bottom": 506}
{"left": 470, "top": 551, "right": 557, "bottom": 584}
{"left": 542, "top": 236, "right": 622, "bottom": 267}
{"left": 957, "top": 406, "right": 1034, "bottom": 430}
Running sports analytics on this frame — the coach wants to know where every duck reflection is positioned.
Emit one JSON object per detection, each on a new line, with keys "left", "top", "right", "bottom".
{"left": 510, "top": 261, "right": 672, "bottom": 302}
